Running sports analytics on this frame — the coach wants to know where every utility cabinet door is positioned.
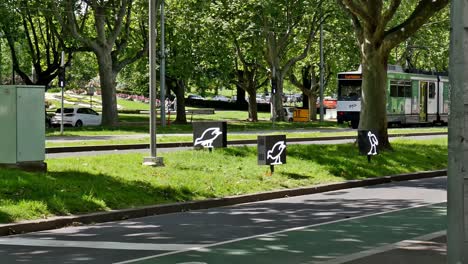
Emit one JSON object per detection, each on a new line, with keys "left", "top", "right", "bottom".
{"left": 0, "top": 86, "right": 17, "bottom": 164}
{"left": 17, "top": 87, "right": 45, "bottom": 162}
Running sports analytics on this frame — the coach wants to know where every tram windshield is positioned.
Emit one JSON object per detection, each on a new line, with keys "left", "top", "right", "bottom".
{"left": 338, "top": 80, "right": 362, "bottom": 101}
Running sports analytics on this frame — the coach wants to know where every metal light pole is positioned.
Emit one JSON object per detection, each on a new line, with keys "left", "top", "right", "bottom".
{"left": 448, "top": 0, "right": 468, "bottom": 263}
{"left": 319, "top": 20, "right": 325, "bottom": 122}
{"left": 160, "top": 0, "right": 166, "bottom": 128}
{"left": 143, "top": 0, "right": 163, "bottom": 167}
{"left": 0, "top": 34, "right": 3, "bottom": 83}
{"left": 60, "top": 51, "right": 65, "bottom": 135}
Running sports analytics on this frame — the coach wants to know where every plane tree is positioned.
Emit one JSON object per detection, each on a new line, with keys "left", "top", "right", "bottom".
{"left": 289, "top": 63, "right": 331, "bottom": 121}
{"left": 337, "top": 0, "right": 449, "bottom": 148}
{"left": 260, "top": 0, "right": 329, "bottom": 121}
{"left": 391, "top": 7, "right": 449, "bottom": 71}
{"left": 55, "top": 0, "right": 150, "bottom": 126}
{"left": 212, "top": 0, "right": 269, "bottom": 122}
{"left": 163, "top": 0, "right": 234, "bottom": 124}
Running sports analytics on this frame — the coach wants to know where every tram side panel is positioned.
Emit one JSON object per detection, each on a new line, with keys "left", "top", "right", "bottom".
{"left": 337, "top": 72, "right": 449, "bottom": 127}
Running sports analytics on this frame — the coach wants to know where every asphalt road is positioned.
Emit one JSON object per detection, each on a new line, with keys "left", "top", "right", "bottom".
{"left": 0, "top": 177, "right": 447, "bottom": 264}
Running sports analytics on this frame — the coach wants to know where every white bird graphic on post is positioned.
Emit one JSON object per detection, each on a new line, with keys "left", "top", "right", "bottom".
{"left": 194, "top": 127, "right": 223, "bottom": 149}
{"left": 267, "top": 141, "right": 286, "bottom": 165}
{"left": 367, "top": 131, "right": 378, "bottom": 155}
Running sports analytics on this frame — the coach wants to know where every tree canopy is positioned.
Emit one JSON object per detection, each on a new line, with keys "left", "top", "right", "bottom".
{"left": 0, "top": 0, "right": 450, "bottom": 129}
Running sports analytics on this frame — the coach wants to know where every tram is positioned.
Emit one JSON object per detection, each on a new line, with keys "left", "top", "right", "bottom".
{"left": 336, "top": 65, "right": 449, "bottom": 129}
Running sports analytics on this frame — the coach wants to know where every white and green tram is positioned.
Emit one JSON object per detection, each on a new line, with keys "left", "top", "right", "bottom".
{"left": 336, "top": 65, "right": 449, "bottom": 129}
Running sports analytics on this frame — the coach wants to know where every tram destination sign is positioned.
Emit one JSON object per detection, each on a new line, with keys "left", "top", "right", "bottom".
{"left": 193, "top": 121, "right": 227, "bottom": 150}
{"left": 338, "top": 74, "right": 362, "bottom": 80}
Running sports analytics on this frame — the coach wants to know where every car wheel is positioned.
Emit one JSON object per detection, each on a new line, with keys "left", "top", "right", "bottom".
{"left": 351, "top": 120, "right": 359, "bottom": 129}
{"left": 75, "top": 120, "right": 83, "bottom": 127}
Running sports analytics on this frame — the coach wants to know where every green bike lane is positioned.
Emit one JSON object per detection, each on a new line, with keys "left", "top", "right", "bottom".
{"left": 117, "top": 202, "right": 446, "bottom": 264}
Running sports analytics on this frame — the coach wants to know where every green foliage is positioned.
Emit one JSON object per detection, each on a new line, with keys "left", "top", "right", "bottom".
{"left": 0, "top": 0, "right": 450, "bottom": 98}
{"left": 389, "top": 7, "right": 450, "bottom": 71}
{"left": 67, "top": 52, "right": 99, "bottom": 89}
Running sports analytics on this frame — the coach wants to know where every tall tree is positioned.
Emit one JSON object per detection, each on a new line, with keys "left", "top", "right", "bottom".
{"left": 289, "top": 64, "right": 330, "bottom": 121}
{"left": 338, "top": 0, "right": 449, "bottom": 148}
{"left": 56, "top": 0, "right": 149, "bottom": 126}
{"left": 165, "top": 0, "right": 234, "bottom": 124}
{"left": 260, "top": 0, "right": 328, "bottom": 121}
{"left": 213, "top": 0, "right": 267, "bottom": 122}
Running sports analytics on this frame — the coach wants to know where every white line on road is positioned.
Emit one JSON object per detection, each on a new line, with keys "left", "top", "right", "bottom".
{"left": 114, "top": 201, "right": 446, "bottom": 264}
{"left": 310, "top": 230, "right": 446, "bottom": 264}
{"left": 0, "top": 238, "right": 203, "bottom": 252}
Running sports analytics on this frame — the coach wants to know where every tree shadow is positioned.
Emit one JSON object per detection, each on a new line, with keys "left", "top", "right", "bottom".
{"left": 287, "top": 142, "right": 447, "bottom": 181}
{"left": 282, "top": 172, "right": 311, "bottom": 180}
{"left": 0, "top": 211, "right": 13, "bottom": 223}
{"left": 222, "top": 146, "right": 256, "bottom": 158}
{"left": 0, "top": 169, "right": 209, "bottom": 224}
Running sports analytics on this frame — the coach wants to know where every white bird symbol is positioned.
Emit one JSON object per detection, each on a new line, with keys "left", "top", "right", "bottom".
{"left": 267, "top": 141, "right": 286, "bottom": 165}
{"left": 194, "top": 127, "right": 223, "bottom": 149}
{"left": 367, "top": 131, "right": 378, "bottom": 155}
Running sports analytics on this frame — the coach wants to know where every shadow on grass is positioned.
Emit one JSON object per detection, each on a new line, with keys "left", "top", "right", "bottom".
{"left": 227, "top": 120, "right": 343, "bottom": 131}
{"left": 46, "top": 119, "right": 345, "bottom": 137}
{"left": 287, "top": 142, "right": 447, "bottom": 181}
{"left": 282, "top": 172, "right": 311, "bottom": 180}
{"left": 0, "top": 211, "right": 14, "bottom": 223}
{"left": 0, "top": 169, "right": 208, "bottom": 223}
{"left": 46, "top": 123, "right": 194, "bottom": 136}
{"left": 222, "top": 146, "right": 256, "bottom": 158}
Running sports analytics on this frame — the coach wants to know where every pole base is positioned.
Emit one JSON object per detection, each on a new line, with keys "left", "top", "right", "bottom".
{"left": 143, "top": 156, "right": 164, "bottom": 167}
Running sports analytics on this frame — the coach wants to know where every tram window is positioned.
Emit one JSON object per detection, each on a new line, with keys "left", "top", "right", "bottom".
{"left": 404, "top": 86, "right": 412, "bottom": 97}
{"left": 398, "top": 86, "right": 405, "bottom": 97}
{"left": 390, "top": 80, "right": 411, "bottom": 98}
{"left": 338, "top": 80, "right": 361, "bottom": 100}
{"left": 429, "top": 83, "right": 436, "bottom": 98}
{"left": 390, "top": 85, "right": 398, "bottom": 97}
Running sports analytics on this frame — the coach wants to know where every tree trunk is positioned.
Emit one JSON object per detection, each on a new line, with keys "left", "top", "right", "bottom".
{"left": 236, "top": 86, "right": 247, "bottom": 104}
{"left": 271, "top": 74, "right": 285, "bottom": 121}
{"left": 360, "top": 49, "right": 390, "bottom": 149}
{"left": 308, "top": 95, "right": 317, "bottom": 121}
{"left": 303, "top": 93, "right": 309, "bottom": 108}
{"left": 247, "top": 90, "right": 258, "bottom": 122}
{"left": 97, "top": 52, "right": 118, "bottom": 126}
{"left": 174, "top": 79, "right": 187, "bottom": 124}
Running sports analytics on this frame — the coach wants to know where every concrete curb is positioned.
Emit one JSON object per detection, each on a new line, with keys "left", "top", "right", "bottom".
{"left": 46, "top": 132, "right": 447, "bottom": 154}
{"left": 0, "top": 169, "right": 447, "bottom": 237}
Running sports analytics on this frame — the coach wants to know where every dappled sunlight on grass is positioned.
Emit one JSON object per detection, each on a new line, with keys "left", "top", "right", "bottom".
{"left": 0, "top": 138, "right": 447, "bottom": 223}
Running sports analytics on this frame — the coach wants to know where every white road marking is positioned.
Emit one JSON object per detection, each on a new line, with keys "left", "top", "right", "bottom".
{"left": 0, "top": 238, "right": 203, "bottom": 251}
{"left": 114, "top": 201, "right": 446, "bottom": 264}
{"left": 311, "top": 230, "right": 446, "bottom": 264}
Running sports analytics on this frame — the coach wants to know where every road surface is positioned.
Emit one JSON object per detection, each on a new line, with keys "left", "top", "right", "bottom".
{"left": 0, "top": 177, "right": 446, "bottom": 263}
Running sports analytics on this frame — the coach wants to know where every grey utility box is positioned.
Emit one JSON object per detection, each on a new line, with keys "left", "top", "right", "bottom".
{"left": 0, "top": 85, "right": 46, "bottom": 171}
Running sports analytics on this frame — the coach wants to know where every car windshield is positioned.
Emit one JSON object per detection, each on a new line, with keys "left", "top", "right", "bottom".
{"left": 55, "top": 108, "right": 74, "bottom": 114}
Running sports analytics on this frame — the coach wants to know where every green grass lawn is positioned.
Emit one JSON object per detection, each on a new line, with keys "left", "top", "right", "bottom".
{"left": 0, "top": 138, "right": 447, "bottom": 223}
{"left": 46, "top": 119, "right": 347, "bottom": 137}
{"left": 45, "top": 127, "right": 448, "bottom": 148}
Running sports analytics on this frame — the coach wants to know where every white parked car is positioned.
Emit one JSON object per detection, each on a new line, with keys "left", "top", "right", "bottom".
{"left": 51, "top": 107, "right": 101, "bottom": 127}
{"left": 211, "top": 95, "right": 230, "bottom": 102}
